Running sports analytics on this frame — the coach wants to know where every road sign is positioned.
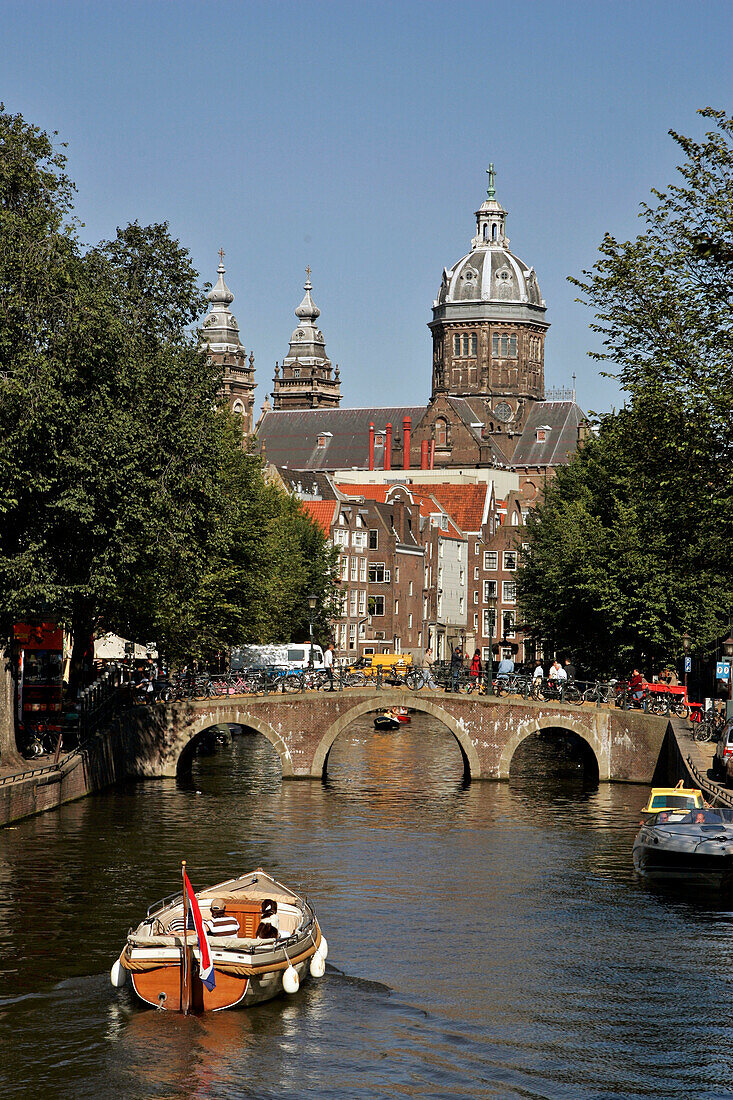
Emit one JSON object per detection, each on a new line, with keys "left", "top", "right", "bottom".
{"left": 684, "top": 657, "right": 692, "bottom": 673}
{"left": 717, "top": 661, "right": 730, "bottom": 681}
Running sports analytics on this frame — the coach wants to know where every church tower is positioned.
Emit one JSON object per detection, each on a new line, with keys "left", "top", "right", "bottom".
{"left": 429, "top": 166, "right": 549, "bottom": 439}
{"left": 272, "top": 269, "right": 341, "bottom": 409}
{"left": 202, "top": 251, "right": 256, "bottom": 434}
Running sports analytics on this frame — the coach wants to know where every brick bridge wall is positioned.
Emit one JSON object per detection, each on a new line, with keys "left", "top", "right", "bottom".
{"left": 122, "top": 690, "right": 669, "bottom": 784}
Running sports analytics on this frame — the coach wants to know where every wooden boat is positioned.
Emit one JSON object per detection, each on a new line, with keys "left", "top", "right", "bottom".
{"left": 633, "top": 809, "right": 733, "bottom": 891}
{"left": 111, "top": 867, "right": 327, "bottom": 1012}
{"left": 374, "top": 712, "right": 400, "bottom": 730}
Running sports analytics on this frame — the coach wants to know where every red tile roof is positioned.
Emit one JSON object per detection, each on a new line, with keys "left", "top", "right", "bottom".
{"left": 411, "top": 484, "right": 490, "bottom": 533}
{"left": 300, "top": 500, "right": 338, "bottom": 536}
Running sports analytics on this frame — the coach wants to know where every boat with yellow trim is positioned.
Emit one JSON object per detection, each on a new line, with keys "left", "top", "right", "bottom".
{"left": 110, "top": 868, "right": 327, "bottom": 1012}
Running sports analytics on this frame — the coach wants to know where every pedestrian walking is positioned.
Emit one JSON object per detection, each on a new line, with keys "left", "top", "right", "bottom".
{"left": 422, "top": 647, "right": 438, "bottom": 689}
{"left": 564, "top": 658, "right": 576, "bottom": 681}
{"left": 324, "top": 642, "right": 335, "bottom": 691}
{"left": 470, "top": 648, "right": 482, "bottom": 680}
{"left": 448, "top": 646, "right": 463, "bottom": 693}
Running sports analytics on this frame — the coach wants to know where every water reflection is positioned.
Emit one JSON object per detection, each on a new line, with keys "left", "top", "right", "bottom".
{"left": 3, "top": 716, "right": 733, "bottom": 1098}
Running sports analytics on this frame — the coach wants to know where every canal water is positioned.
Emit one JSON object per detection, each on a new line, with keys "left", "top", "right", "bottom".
{"left": 1, "top": 714, "right": 732, "bottom": 1099}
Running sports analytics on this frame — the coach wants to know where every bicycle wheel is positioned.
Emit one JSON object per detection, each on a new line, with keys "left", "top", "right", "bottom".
{"left": 581, "top": 688, "right": 597, "bottom": 704}
{"left": 693, "top": 724, "right": 712, "bottom": 743}
{"left": 405, "top": 669, "right": 423, "bottom": 691}
{"left": 283, "top": 672, "right": 303, "bottom": 694}
{"left": 563, "top": 684, "right": 582, "bottom": 704}
{"left": 673, "top": 701, "right": 689, "bottom": 720}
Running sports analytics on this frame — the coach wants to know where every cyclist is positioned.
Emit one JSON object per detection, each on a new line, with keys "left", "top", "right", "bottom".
{"left": 496, "top": 653, "right": 514, "bottom": 687}
{"left": 629, "top": 668, "right": 647, "bottom": 706}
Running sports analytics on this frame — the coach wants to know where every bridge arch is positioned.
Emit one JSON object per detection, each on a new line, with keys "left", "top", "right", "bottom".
{"left": 174, "top": 705, "right": 295, "bottom": 777}
{"left": 311, "top": 693, "right": 482, "bottom": 780}
{"left": 498, "top": 713, "right": 609, "bottom": 781}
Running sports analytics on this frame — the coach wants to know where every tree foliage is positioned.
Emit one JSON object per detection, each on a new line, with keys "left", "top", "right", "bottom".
{"left": 0, "top": 107, "right": 336, "bottom": 668}
{"left": 519, "top": 108, "right": 733, "bottom": 675}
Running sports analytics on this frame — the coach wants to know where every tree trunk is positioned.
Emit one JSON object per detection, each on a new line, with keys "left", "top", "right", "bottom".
{"left": 69, "top": 611, "right": 96, "bottom": 697}
{"left": 0, "top": 646, "right": 22, "bottom": 768}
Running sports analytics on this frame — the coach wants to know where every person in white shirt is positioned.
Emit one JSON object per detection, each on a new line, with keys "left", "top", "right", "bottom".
{"left": 324, "top": 642, "right": 335, "bottom": 691}
{"left": 549, "top": 660, "right": 567, "bottom": 681}
{"left": 533, "top": 663, "right": 544, "bottom": 680}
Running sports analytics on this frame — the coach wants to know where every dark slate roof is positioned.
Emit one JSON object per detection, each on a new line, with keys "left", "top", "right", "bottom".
{"left": 276, "top": 468, "right": 342, "bottom": 500}
{"left": 510, "top": 401, "right": 587, "bottom": 467}
{"left": 445, "top": 397, "right": 484, "bottom": 444}
{"left": 257, "top": 406, "right": 427, "bottom": 471}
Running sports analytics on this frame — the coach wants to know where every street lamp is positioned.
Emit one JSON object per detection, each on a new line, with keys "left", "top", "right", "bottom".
{"left": 682, "top": 630, "right": 692, "bottom": 694}
{"left": 308, "top": 594, "right": 317, "bottom": 668}
{"left": 486, "top": 594, "right": 497, "bottom": 696}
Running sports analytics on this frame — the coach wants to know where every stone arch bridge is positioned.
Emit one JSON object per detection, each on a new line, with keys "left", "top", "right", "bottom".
{"left": 120, "top": 690, "right": 669, "bottom": 784}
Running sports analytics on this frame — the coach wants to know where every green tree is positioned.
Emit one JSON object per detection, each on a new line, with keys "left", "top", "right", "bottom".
{"left": 0, "top": 108, "right": 337, "bottom": 687}
{"left": 519, "top": 108, "right": 733, "bottom": 675}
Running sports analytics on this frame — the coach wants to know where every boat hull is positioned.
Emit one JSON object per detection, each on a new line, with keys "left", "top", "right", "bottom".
{"left": 130, "top": 955, "right": 311, "bottom": 1012}
{"left": 633, "top": 823, "right": 733, "bottom": 891}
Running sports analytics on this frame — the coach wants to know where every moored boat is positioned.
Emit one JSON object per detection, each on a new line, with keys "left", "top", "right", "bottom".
{"left": 111, "top": 866, "right": 327, "bottom": 1012}
{"left": 639, "top": 780, "right": 704, "bottom": 823}
{"left": 633, "top": 808, "right": 733, "bottom": 891}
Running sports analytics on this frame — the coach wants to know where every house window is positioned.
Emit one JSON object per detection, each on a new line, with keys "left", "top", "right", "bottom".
{"left": 350, "top": 590, "right": 357, "bottom": 616}
{"left": 502, "top": 581, "right": 517, "bottom": 603}
{"left": 473, "top": 614, "right": 478, "bottom": 629}
{"left": 435, "top": 419, "right": 448, "bottom": 447}
{"left": 395, "top": 567, "right": 400, "bottom": 583}
{"left": 459, "top": 595, "right": 465, "bottom": 614}
{"left": 503, "top": 551, "right": 518, "bottom": 571}
{"left": 350, "top": 557, "right": 358, "bottom": 580}
{"left": 352, "top": 531, "right": 367, "bottom": 549}
{"left": 408, "top": 613, "right": 413, "bottom": 629}
{"left": 474, "top": 567, "right": 479, "bottom": 580}
{"left": 339, "top": 513, "right": 346, "bottom": 526}
{"left": 502, "top": 610, "right": 516, "bottom": 637}
{"left": 437, "top": 594, "right": 443, "bottom": 616}
{"left": 423, "top": 597, "right": 428, "bottom": 618}
{"left": 482, "top": 609, "right": 496, "bottom": 637}
{"left": 409, "top": 580, "right": 413, "bottom": 596}
{"left": 474, "top": 543, "right": 480, "bottom": 555}
{"left": 484, "top": 551, "right": 498, "bottom": 570}
{"left": 459, "top": 569, "right": 465, "bottom": 585}
{"left": 359, "top": 590, "right": 366, "bottom": 615}
{"left": 473, "top": 591, "right": 479, "bottom": 604}
{"left": 369, "top": 530, "right": 378, "bottom": 550}
{"left": 483, "top": 580, "right": 498, "bottom": 601}
{"left": 502, "top": 646, "right": 514, "bottom": 661}
{"left": 368, "top": 563, "right": 390, "bottom": 583}
{"left": 417, "top": 632, "right": 422, "bottom": 648}
{"left": 457, "top": 544, "right": 462, "bottom": 561}
{"left": 334, "top": 529, "right": 348, "bottom": 547}
{"left": 340, "top": 556, "right": 348, "bottom": 580}
{"left": 439, "top": 541, "right": 444, "bottom": 558}
{"left": 356, "top": 513, "right": 364, "bottom": 527}
{"left": 369, "top": 595, "right": 385, "bottom": 616}
{"left": 359, "top": 557, "right": 367, "bottom": 582}
{"left": 482, "top": 647, "right": 493, "bottom": 662}
{"left": 349, "top": 623, "right": 356, "bottom": 650}
{"left": 395, "top": 599, "right": 399, "bottom": 615}
{"left": 294, "top": 368, "right": 301, "bottom": 378}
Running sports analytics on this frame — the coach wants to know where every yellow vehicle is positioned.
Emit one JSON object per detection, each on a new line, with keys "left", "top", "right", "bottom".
{"left": 640, "top": 780, "right": 705, "bottom": 822}
{"left": 360, "top": 653, "right": 413, "bottom": 681}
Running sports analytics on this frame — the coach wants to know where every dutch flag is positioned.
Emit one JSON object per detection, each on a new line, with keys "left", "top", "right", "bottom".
{"left": 183, "top": 871, "right": 216, "bottom": 992}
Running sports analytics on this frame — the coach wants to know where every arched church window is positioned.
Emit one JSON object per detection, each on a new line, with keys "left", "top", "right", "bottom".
{"left": 435, "top": 419, "right": 447, "bottom": 447}
{"left": 483, "top": 224, "right": 488, "bottom": 240}
{"left": 470, "top": 333, "right": 477, "bottom": 356}
{"left": 492, "top": 334, "right": 499, "bottom": 357}
{"left": 233, "top": 401, "right": 244, "bottom": 415}
{"left": 453, "top": 335, "right": 461, "bottom": 356}
{"left": 509, "top": 335, "right": 517, "bottom": 358}
{"left": 500, "top": 335, "right": 509, "bottom": 357}
{"left": 492, "top": 224, "right": 498, "bottom": 240}
{"left": 461, "top": 334, "right": 470, "bottom": 356}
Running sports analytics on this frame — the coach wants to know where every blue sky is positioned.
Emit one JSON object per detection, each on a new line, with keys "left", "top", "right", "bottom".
{"left": 4, "top": 0, "right": 732, "bottom": 414}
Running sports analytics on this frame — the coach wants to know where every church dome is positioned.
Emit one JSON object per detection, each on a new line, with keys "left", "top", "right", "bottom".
{"left": 202, "top": 253, "right": 245, "bottom": 353}
{"left": 433, "top": 165, "right": 545, "bottom": 316}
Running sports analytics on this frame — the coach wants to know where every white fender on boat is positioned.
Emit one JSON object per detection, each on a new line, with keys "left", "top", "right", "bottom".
{"left": 317, "top": 935, "right": 328, "bottom": 961}
{"left": 110, "top": 959, "right": 127, "bottom": 988}
{"left": 309, "top": 952, "right": 325, "bottom": 978}
{"left": 282, "top": 965, "right": 300, "bottom": 994}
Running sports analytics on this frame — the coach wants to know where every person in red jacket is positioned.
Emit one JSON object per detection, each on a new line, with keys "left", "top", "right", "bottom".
{"left": 470, "top": 648, "right": 482, "bottom": 680}
{"left": 629, "top": 668, "right": 647, "bottom": 704}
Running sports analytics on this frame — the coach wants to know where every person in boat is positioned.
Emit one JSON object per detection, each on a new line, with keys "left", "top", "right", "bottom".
{"left": 206, "top": 899, "right": 240, "bottom": 937}
{"left": 257, "top": 898, "right": 280, "bottom": 938}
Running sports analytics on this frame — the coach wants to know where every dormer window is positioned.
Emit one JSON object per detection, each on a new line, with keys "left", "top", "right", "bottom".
{"left": 293, "top": 368, "right": 300, "bottom": 378}
{"left": 317, "top": 435, "right": 327, "bottom": 447}
{"left": 536, "top": 425, "right": 551, "bottom": 443}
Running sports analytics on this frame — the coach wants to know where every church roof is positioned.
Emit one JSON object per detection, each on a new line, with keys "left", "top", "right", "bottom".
{"left": 257, "top": 405, "right": 427, "bottom": 471}
{"left": 511, "top": 401, "right": 586, "bottom": 466}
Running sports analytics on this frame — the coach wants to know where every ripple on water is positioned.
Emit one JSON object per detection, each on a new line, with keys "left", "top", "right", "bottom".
{"left": 1, "top": 716, "right": 733, "bottom": 1098}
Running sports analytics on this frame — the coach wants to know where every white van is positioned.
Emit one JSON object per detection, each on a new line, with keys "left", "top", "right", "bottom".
{"left": 230, "top": 643, "right": 323, "bottom": 672}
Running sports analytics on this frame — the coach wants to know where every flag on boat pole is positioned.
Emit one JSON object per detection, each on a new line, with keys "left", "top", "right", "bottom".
{"left": 182, "top": 869, "right": 216, "bottom": 992}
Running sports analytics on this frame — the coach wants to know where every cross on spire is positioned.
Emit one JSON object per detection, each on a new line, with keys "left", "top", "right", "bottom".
{"left": 305, "top": 264, "right": 311, "bottom": 282}
{"left": 486, "top": 163, "right": 496, "bottom": 200}
{"left": 218, "top": 246, "right": 225, "bottom": 264}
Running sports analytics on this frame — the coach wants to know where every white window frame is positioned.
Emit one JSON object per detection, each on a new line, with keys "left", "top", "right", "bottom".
{"left": 502, "top": 581, "right": 517, "bottom": 603}
{"left": 503, "top": 550, "right": 518, "bottom": 572}
{"left": 484, "top": 551, "right": 498, "bottom": 570}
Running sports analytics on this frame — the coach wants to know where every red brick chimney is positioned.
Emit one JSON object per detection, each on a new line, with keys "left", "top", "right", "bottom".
{"left": 420, "top": 440, "right": 429, "bottom": 470}
{"left": 384, "top": 423, "right": 392, "bottom": 470}
{"left": 402, "top": 416, "right": 411, "bottom": 470}
{"left": 368, "top": 422, "right": 375, "bottom": 471}
{"left": 429, "top": 439, "right": 435, "bottom": 469}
